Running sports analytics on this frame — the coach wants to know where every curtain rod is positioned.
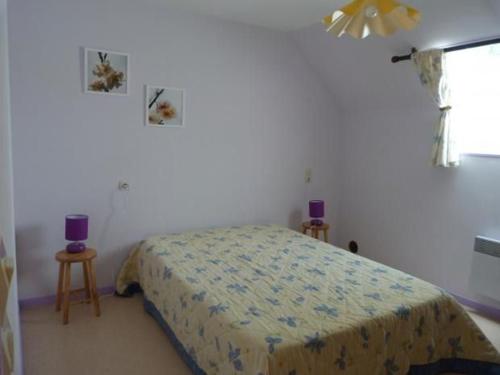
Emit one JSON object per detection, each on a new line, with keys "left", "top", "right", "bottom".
{"left": 391, "top": 36, "right": 500, "bottom": 63}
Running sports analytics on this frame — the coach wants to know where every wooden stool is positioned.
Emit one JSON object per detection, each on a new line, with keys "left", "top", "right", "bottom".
{"left": 55, "top": 248, "right": 100, "bottom": 324}
{"left": 301, "top": 222, "right": 330, "bottom": 243}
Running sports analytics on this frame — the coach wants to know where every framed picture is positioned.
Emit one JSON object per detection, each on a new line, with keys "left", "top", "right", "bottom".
{"left": 84, "top": 48, "right": 129, "bottom": 95}
{"left": 145, "top": 85, "right": 185, "bottom": 127}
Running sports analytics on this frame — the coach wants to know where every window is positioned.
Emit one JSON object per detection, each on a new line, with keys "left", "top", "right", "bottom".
{"left": 446, "top": 43, "right": 500, "bottom": 156}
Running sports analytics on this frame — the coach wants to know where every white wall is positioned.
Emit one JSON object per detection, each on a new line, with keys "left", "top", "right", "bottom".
{"left": 338, "top": 106, "right": 500, "bottom": 309}
{"left": 293, "top": 1, "right": 500, "bottom": 308}
{"left": 8, "top": 0, "right": 340, "bottom": 299}
{"left": 0, "top": 0, "right": 22, "bottom": 372}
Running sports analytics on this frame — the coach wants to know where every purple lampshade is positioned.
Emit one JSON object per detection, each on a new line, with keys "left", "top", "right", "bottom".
{"left": 309, "top": 200, "right": 324, "bottom": 218}
{"left": 65, "top": 215, "right": 88, "bottom": 241}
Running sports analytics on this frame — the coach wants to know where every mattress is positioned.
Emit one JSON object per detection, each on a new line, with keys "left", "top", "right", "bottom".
{"left": 116, "top": 225, "right": 500, "bottom": 375}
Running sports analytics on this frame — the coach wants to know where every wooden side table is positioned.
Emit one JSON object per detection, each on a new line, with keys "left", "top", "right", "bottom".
{"left": 302, "top": 222, "right": 330, "bottom": 243}
{"left": 55, "top": 248, "right": 100, "bottom": 324}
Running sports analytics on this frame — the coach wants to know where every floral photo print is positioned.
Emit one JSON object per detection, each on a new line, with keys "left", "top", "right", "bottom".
{"left": 85, "top": 48, "right": 129, "bottom": 95}
{"left": 146, "top": 86, "right": 185, "bottom": 127}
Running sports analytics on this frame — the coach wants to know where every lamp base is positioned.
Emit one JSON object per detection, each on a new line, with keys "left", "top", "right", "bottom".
{"left": 66, "top": 242, "right": 86, "bottom": 253}
{"left": 310, "top": 219, "right": 323, "bottom": 226}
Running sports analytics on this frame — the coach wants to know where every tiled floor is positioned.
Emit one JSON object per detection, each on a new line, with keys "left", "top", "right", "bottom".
{"left": 21, "top": 294, "right": 500, "bottom": 375}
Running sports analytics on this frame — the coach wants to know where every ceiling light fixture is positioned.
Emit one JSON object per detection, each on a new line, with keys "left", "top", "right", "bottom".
{"left": 323, "top": 0, "right": 421, "bottom": 39}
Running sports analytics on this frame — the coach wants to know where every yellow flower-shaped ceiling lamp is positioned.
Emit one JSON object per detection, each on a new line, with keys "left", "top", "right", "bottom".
{"left": 323, "top": 0, "right": 421, "bottom": 39}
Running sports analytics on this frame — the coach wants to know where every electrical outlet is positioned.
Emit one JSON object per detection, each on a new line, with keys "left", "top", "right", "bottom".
{"left": 305, "top": 168, "right": 312, "bottom": 183}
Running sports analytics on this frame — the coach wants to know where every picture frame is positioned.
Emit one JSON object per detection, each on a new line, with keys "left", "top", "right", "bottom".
{"left": 145, "top": 85, "right": 185, "bottom": 128}
{"left": 84, "top": 48, "right": 129, "bottom": 96}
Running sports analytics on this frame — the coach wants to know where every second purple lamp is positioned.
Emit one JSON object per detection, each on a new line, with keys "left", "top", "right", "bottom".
{"left": 309, "top": 200, "right": 325, "bottom": 226}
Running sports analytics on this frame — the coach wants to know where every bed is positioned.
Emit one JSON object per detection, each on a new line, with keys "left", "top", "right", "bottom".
{"left": 116, "top": 225, "right": 500, "bottom": 375}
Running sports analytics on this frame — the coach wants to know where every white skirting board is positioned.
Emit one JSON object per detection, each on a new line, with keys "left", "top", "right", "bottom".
{"left": 469, "top": 236, "right": 500, "bottom": 301}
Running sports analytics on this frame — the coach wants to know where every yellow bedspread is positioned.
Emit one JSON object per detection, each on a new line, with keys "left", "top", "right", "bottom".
{"left": 116, "top": 225, "right": 500, "bottom": 375}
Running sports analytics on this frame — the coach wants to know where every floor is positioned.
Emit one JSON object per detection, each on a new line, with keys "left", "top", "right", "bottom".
{"left": 21, "top": 294, "right": 500, "bottom": 375}
{"left": 21, "top": 294, "right": 191, "bottom": 375}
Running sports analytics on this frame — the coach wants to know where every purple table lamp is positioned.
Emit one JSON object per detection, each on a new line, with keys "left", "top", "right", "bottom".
{"left": 309, "top": 200, "right": 325, "bottom": 226}
{"left": 65, "top": 214, "right": 88, "bottom": 253}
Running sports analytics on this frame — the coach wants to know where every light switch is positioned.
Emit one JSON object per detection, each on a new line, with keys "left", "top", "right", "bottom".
{"left": 305, "top": 168, "right": 312, "bottom": 183}
{"left": 118, "top": 181, "right": 130, "bottom": 191}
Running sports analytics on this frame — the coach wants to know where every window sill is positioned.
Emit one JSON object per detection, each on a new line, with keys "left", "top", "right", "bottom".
{"left": 462, "top": 152, "right": 500, "bottom": 159}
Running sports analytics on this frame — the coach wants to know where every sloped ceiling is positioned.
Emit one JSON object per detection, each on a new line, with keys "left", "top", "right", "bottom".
{"left": 292, "top": 0, "right": 500, "bottom": 112}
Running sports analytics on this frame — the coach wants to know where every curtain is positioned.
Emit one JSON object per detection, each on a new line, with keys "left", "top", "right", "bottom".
{"left": 412, "top": 49, "right": 459, "bottom": 168}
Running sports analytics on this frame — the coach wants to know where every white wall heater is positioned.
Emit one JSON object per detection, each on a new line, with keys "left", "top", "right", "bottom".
{"left": 469, "top": 236, "right": 500, "bottom": 301}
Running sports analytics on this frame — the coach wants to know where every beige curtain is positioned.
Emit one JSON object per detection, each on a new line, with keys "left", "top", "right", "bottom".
{"left": 412, "top": 49, "right": 459, "bottom": 167}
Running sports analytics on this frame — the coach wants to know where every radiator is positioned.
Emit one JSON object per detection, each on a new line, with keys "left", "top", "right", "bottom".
{"left": 469, "top": 236, "right": 500, "bottom": 301}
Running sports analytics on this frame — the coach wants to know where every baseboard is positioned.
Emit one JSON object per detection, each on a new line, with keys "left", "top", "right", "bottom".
{"left": 452, "top": 293, "right": 500, "bottom": 322}
{"left": 19, "top": 286, "right": 115, "bottom": 310}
